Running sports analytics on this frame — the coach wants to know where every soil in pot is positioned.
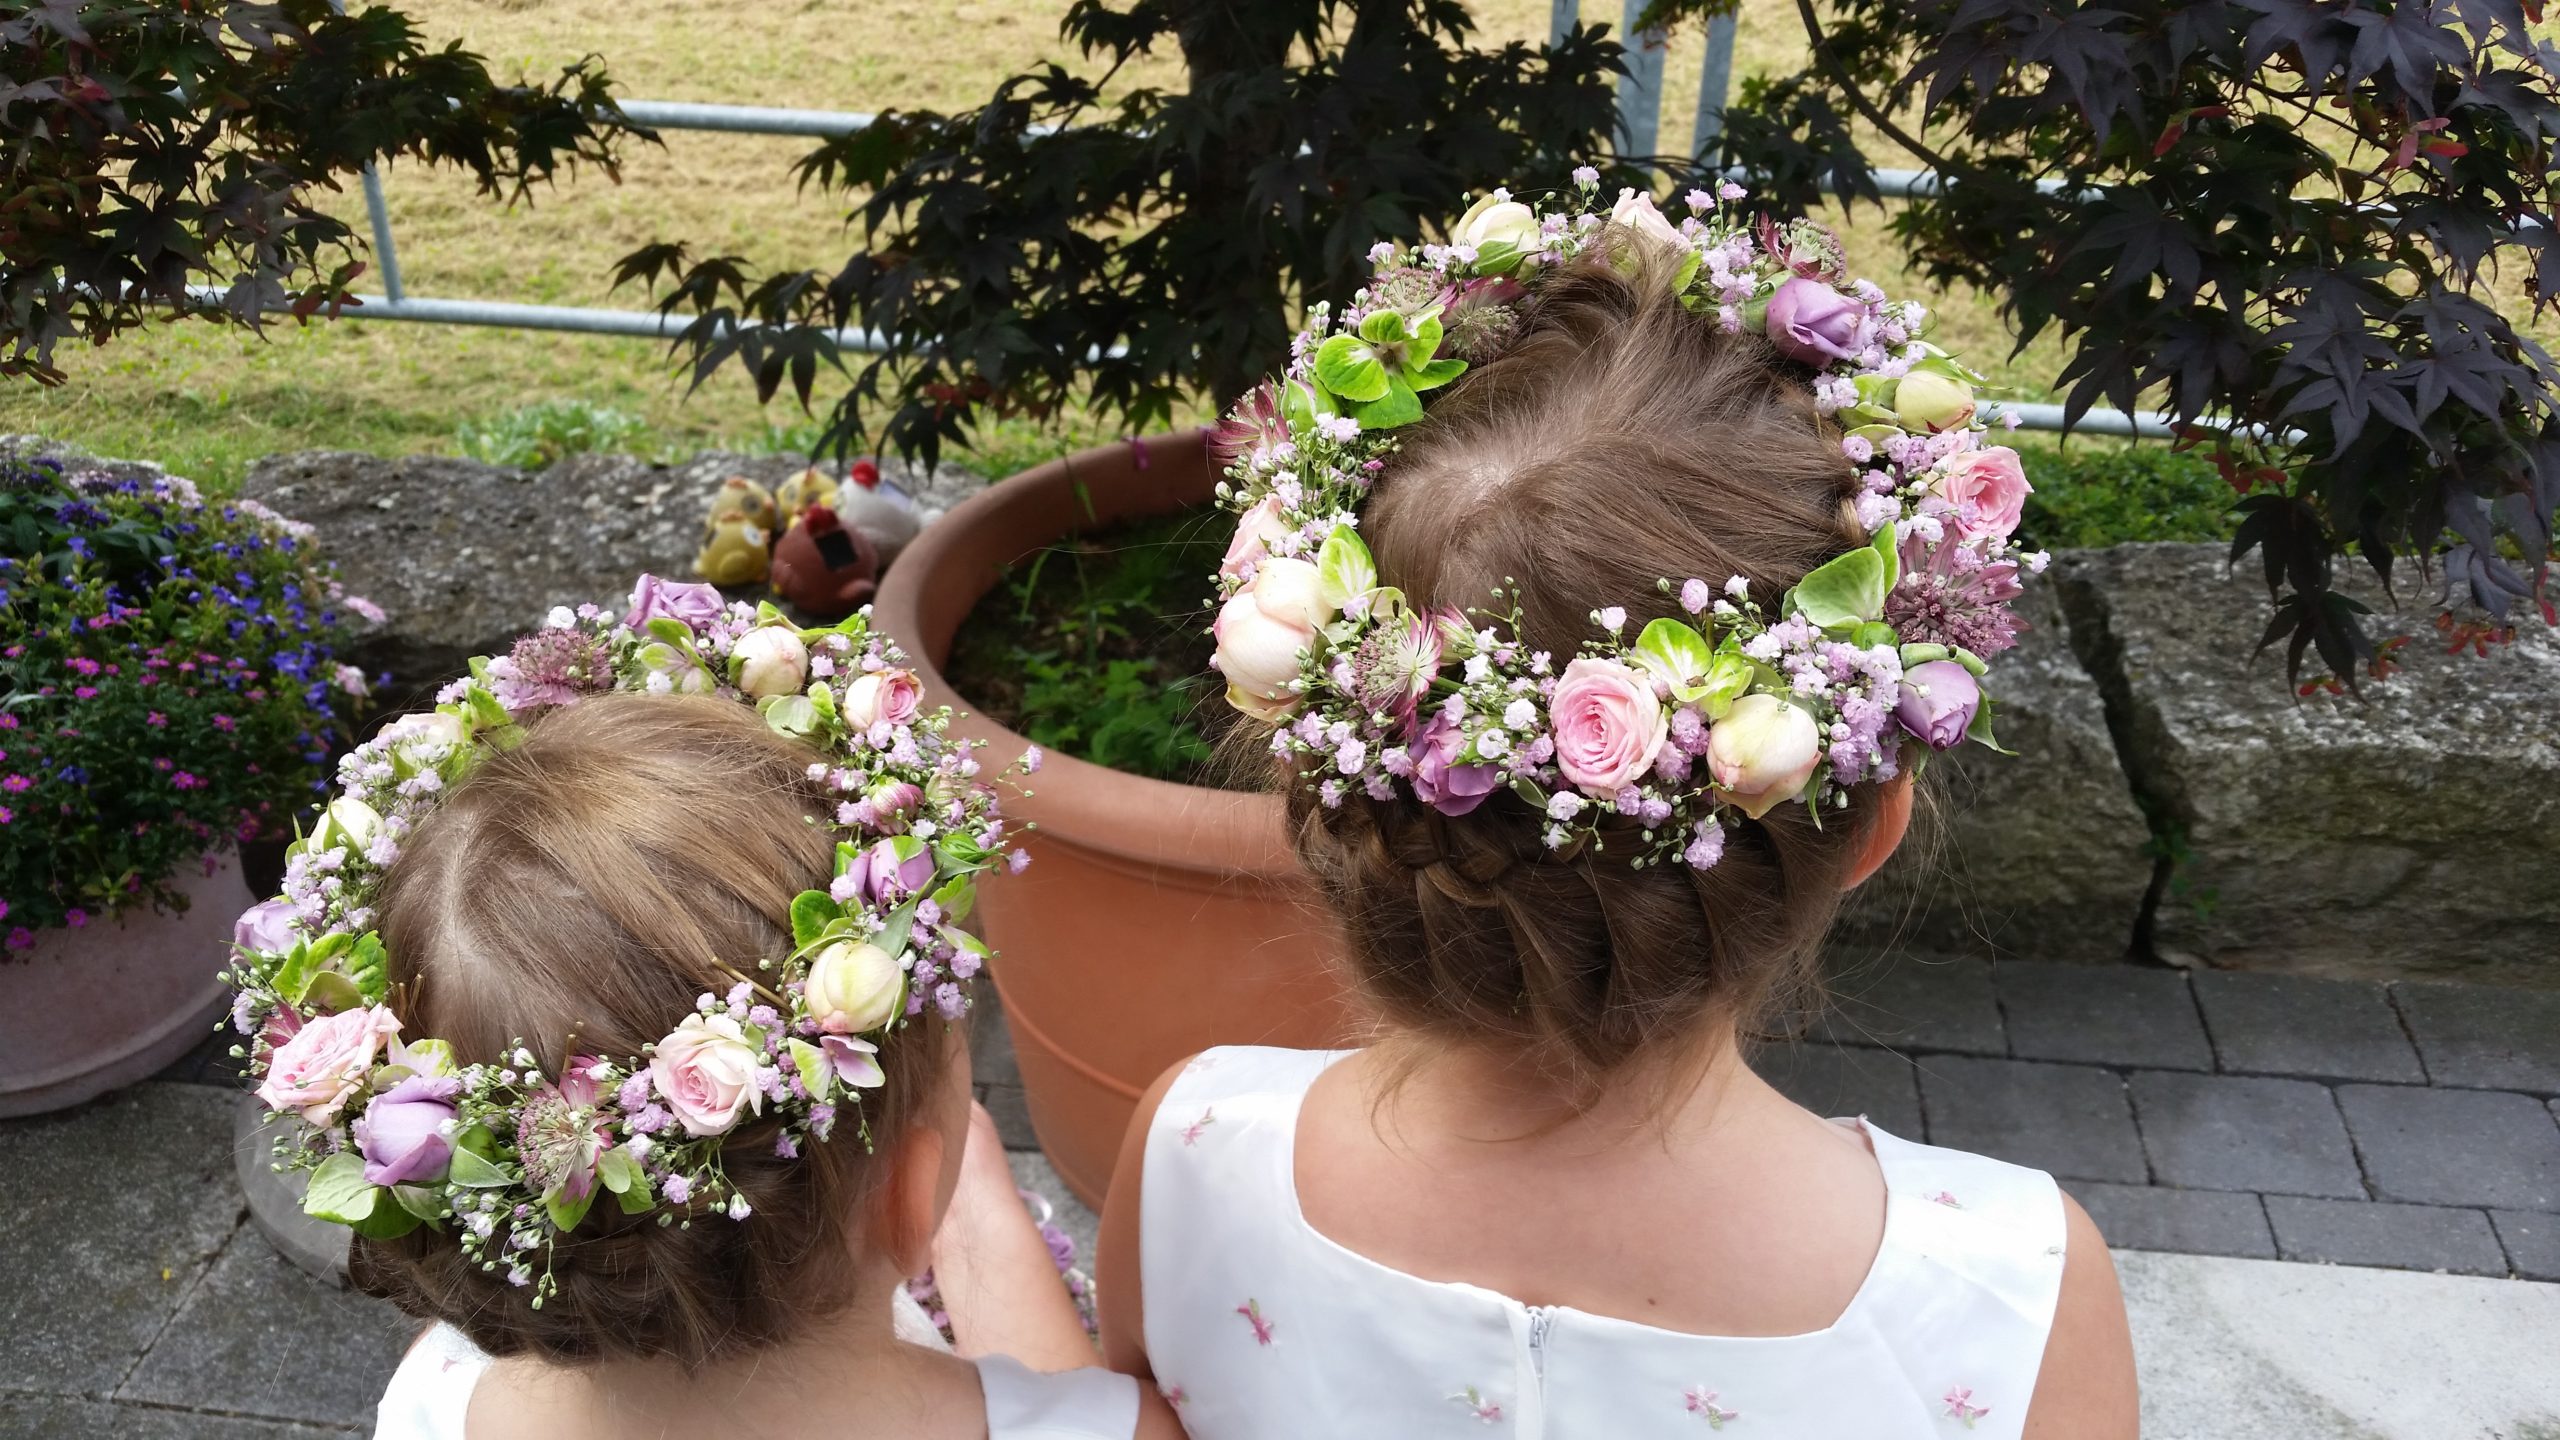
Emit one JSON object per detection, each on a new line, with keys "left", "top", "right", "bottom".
{"left": 942, "top": 505, "right": 1239, "bottom": 788}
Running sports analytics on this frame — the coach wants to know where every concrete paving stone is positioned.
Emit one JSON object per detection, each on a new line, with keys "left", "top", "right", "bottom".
{"left": 2189, "top": 971, "right": 2425, "bottom": 1084}
{"left": 118, "top": 1230, "right": 416, "bottom": 1427}
{"left": 984, "top": 1081, "right": 1040, "bottom": 1153}
{"left": 1812, "top": 954, "right": 2006, "bottom": 1056}
{"left": 2392, "top": 981, "right": 2560, "bottom": 1094}
{"left": 2337, "top": 1083, "right": 2560, "bottom": 1212}
{"left": 1916, "top": 1056, "right": 2148, "bottom": 1183}
{"left": 0, "top": 1395, "right": 355, "bottom": 1440}
{"left": 2491, "top": 1210, "right": 2560, "bottom": 1282}
{"left": 1753, "top": 1042, "right": 1925, "bottom": 1138}
{"left": 0, "top": 1083, "right": 245, "bottom": 1394}
{"left": 1997, "top": 963, "right": 2214, "bottom": 1071}
{"left": 2129, "top": 1071, "right": 2364, "bottom": 1199}
{"left": 2066, "top": 1182, "right": 2276, "bottom": 1259}
{"left": 1007, "top": 1148, "right": 1100, "bottom": 1278}
{"left": 968, "top": 986, "right": 1021, "bottom": 1092}
{"left": 2263, "top": 1195, "right": 2509, "bottom": 1277}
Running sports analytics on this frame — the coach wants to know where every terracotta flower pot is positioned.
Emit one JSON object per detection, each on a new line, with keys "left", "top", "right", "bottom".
{"left": 875, "top": 431, "right": 1355, "bottom": 1207}
{"left": 0, "top": 852, "right": 250, "bottom": 1118}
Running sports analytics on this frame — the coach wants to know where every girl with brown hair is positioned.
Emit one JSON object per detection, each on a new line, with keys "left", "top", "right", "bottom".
{"left": 1097, "top": 184, "right": 2137, "bottom": 1437}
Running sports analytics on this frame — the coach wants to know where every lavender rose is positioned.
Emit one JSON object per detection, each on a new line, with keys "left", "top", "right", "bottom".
{"left": 233, "top": 899, "right": 299, "bottom": 956}
{"left": 354, "top": 1075, "right": 462, "bottom": 1185}
{"left": 623, "top": 573, "right": 727, "bottom": 632}
{"left": 1410, "top": 715, "right": 1501, "bottom": 817}
{"left": 1547, "top": 657, "right": 1668, "bottom": 797}
{"left": 857, "top": 837, "right": 936, "bottom": 903}
{"left": 1894, "top": 660, "right": 1981, "bottom": 751}
{"left": 1765, "top": 277, "right": 1865, "bottom": 366}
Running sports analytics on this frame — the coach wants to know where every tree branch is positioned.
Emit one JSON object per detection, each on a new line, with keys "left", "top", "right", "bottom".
{"left": 1792, "top": 0, "right": 1963, "bottom": 179}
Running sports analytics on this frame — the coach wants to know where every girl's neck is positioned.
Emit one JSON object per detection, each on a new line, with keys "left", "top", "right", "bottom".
{"left": 1370, "top": 1022, "right": 1775, "bottom": 1148}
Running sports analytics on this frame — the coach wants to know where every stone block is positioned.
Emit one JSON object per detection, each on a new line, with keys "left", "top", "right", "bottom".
{"left": 2066, "top": 1183, "right": 2276, "bottom": 1259}
{"left": 2055, "top": 544, "right": 2560, "bottom": 983}
{"left": 2263, "top": 1195, "right": 2509, "bottom": 1277}
{"left": 1753, "top": 1042, "right": 1924, "bottom": 1138}
{"left": 2490, "top": 1209, "right": 2560, "bottom": 1282}
{"left": 239, "top": 449, "right": 971, "bottom": 708}
{"left": 2392, "top": 981, "right": 2560, "bottom": 1094}
{"left": 0, "top": 1395, "right": 352, "bottom": 1439}
{"left": 0, "top": 1085, "right": 243, "bottom": 1395}
{"left": 2336, "top": 1084, "right": 2560, "bottom": 1211}
{"left": 2128, "top": 1072, "right": 2362, "bottom": 1198}
{"left": 119, "top": 1231, "right": 416, "bottom": 1427}
{"left": 2190, "top": 971, "right": 2424, "bottom": 1083}
{"left": 1917, "top": 1056, "right": 2147, "bottom": 1183}
{"left": 1836, "top": 583, "right": 2152, "bottom": 964}
{"left": 1999, "top": 963, "right": 2213, "bottom": 1071}
{"left": 1812, "top": 954, "right": 2006, "bottom": 1056}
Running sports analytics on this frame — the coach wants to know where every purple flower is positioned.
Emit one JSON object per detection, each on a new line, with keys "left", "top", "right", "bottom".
{"left": 622, "top": 573, "right": 726, "bottom": 633}
{"left": 354, "top": 1076, "right": 462, "bottom": 1186}
{"left": 1764, "top": 277, "right": 1864, "bottom": 366}
{"left": 1894, "top": 661, "right": 1981, "bottom": 751}
{"left": 1409, "top": 716, "right": 1500, "bottom": 817}
{"left": 858, "top": 838, "right": 936, "bottom": 903}
{"left": 1883, "top": 535, "right": 2024, "bottom": 657}
{"left": 233, "top": 899, "right": 299, "bottom": 955}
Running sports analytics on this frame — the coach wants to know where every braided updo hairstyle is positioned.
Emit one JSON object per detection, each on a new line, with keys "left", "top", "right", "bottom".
{"left": 1284, "top": 254, "right": 1889, "bottom": 1096}
{"left": 348, "top": 693, "right": 952, "bottom": 1367}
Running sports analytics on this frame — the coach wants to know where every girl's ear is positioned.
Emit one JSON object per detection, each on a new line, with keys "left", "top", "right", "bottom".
{"left": 870, "top": 1123, "right": 950, "bottom": 1277}
{"left": 1841, "top": 774, "right": 1915, "bottom": 892}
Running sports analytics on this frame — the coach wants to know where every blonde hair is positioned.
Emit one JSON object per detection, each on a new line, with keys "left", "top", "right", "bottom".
{"left": 349, "top": 693, "right": 951, "bottom": 1367}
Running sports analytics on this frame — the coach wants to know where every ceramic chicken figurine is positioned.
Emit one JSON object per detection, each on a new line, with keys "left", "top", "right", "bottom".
{"left": 768, "top": 503, "right": 880, "bottom": 620}
{"left": 773, "top": 465, "right": 840, "bottom": 521}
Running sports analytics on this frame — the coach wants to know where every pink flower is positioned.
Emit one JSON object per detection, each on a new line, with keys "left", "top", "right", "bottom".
{"left": 1547, "top": 658, "right": 1667, "bottom": 797}
{"left": 256, "top": 1004, "right": 401, "bottom": 1124}
{"left": 1210, "top": 382, "right": 1289, "bottom": 467}
{"left": 804, "top": 940, "right": 906, "bottom": 1034}
{"left": 1220, "top": 497, "right": 1293, "bottom": 584}
{"left": 840, "top": 668, "right": 921, "bottom": 729}
{"left": 233, "top": 899, "right": 299, "bottom": 955}
{"left": 731, "top": 626, "right": 809, "bottom": 698}
{"left": 1930, "top": 446, "right": 2031, "bottom": 539}
{"left": 622, "top": 573, "right": 727, "bottom": 633}
{"left": 1765, "top": 277, "right": 1864, "bottom": 365}
{"left": 1410, "top": 715, "right": 1500, "bottom": 816}
{"left": 1607, "top": 188, "right": 1684, "bottom": 250}
{"left": 649, "top": 1013, "right": 764, "bottom": 1137}
{"left": 1214, "top": 557, "right": 1330, "bottom": 723}
{"left": 1705, "top": 694, "right": 1823, "bottom": 819}
{"left": 1894, "top": 660, "right": 1980, "bottom": 751}
{"left": 354, "top": 1075, "right": 460, "bottom": 1185}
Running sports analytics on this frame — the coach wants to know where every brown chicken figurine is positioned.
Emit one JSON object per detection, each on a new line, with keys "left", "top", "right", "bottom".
{"left": 768, "top": 503, "right": 880, "bottom": 620}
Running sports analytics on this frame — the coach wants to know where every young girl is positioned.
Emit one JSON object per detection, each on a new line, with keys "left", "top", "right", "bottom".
{"left": 227, "top": 596, "right": 1181, "bottom": 1440}
{"left": 1099, "top": 187, "right": 2139, "bottom": 1437}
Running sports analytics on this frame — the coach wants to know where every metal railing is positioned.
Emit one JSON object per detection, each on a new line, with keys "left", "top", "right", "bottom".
{"left": 279, "top": 1, "right": 2181, "bottom": 440}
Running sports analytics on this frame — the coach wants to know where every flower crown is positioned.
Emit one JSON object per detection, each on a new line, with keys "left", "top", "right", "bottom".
{"left": 226, "top": 577, "right": 1032, "bottom": 1304}
{"left": 1207, "top": 175, "right": 2049, "bottom": 867}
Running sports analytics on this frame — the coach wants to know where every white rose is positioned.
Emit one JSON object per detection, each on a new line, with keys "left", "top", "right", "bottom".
{"left": 1705, "top": 694, "right": 1824, "bottom": 819}
{"left": 731, "top": 627, "right": 810, "bottom": 698}
{"left": 310, "top": 797, "right": 382, "bottom": 855}
{"left": 379, "top": 711, "right": 464, "bottom": 764}
{"left": 1608, "top": 188, "right": 1684, "bottom": 250}
{"left": 1214, "top": 558, "right": 1333, "bottom": 723}
{"left": 802, "top": 941, "right": 906, "bottom": 1035}
{"left": 1451, "top": 195, "right": 1542, "bottom": 269}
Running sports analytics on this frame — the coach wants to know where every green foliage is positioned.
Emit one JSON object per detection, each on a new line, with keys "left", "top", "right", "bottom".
{"left": 1, "top": 0, "right": 645, "bottom": 383}
{"left": 0, "top": 451, "right": 370, "bottom": 936}
{"left": 943, "top": 507, "right": 1229, "bottom": 784}
{"left": 615, "top": 1, "right": 1636, "bottom": 468}
{"left": 2015, "top": 441, "right": 2236, "bottom": 551}
{"left": 452, "top": 399, "right": 650, "bottom": 469}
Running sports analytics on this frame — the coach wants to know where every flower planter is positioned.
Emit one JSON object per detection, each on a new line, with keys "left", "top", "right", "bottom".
{"left": 0, "top": 852, "right": 250, "bottom": 1118}
{"left": 875, "top": 431, "right": 1356, "bottom": 1207}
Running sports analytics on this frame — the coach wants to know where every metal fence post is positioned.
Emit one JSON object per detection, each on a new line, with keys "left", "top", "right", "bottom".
{"left": 1615, "top": 0, "right": 1666, "bottom": 159}
{"left": 359, "top": 167, "right": 406, "bottom": 303}
{"left": 1692, "top": 10, "right": 1739, "bottom": 160}
{"left": 1549, "top": 0, "right": 1579, "bottom": 48}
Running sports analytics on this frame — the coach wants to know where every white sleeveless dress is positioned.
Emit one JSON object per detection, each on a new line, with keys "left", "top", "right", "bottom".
{"left": 374, "top": 1290, "right": 1138, "bottom": 1439}
{"left": 1139, "top": 1046, "right": 2068, "bottom": 1440}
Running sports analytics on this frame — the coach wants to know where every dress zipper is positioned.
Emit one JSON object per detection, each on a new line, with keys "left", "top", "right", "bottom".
{"left": 1520, "top": 1303, "right": 1558, "bottom": 1436}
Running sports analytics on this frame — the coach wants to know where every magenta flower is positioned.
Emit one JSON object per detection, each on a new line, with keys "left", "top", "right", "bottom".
{"left": 1883, "top": 536, "right": 2024, "bottom": 657}
{"left": 1345, "top": 605, "right": 1453, "bottom": 733}
{"left": 1210, "top": 381, "right": 1290, "bottom": 467}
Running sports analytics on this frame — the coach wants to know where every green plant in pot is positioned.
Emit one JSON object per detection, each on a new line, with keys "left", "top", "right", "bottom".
{"left": 0, "top": 450, "right": 377, "bottom": 1115}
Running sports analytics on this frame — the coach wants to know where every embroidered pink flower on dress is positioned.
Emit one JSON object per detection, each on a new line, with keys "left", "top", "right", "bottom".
{"left": 1450, "top": 1387, "right": 1504, "bottom": 1423}
{"left": 1237, "top": 1299, "right": 1275, "bottom": 1346}
{"left": 1161, "top": 1384, "right": 1189, "bottom": 1409}
{"left": 1182, "top": 1107, "right": 1217, "bottom": 1146}
{"left": 1684, "top": 1386, "right": 1740, "bottom": 1428}
{"left": 1943, "top": 1386, "right": 1991, "bottom": 1428}
{"left": 1927, "top": 1190, "right": 1963, "bottom": 1208}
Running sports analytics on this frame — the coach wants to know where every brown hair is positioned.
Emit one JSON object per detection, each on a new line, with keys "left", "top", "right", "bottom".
{"left": 1284, "top": 255, "right": 1889, "bottom": 1095}
{"left": 347, "top": 693, "right": 951, "bottom": 1367}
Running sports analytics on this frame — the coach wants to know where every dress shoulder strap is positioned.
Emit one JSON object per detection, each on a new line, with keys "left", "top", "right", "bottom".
{"left": 974, "top": 1354, "right": 1141, "bottom": 1440}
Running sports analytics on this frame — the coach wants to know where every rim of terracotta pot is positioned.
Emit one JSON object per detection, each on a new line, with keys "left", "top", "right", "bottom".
{"left": 874, "top": 429, "right": 1300, "bottom": 880}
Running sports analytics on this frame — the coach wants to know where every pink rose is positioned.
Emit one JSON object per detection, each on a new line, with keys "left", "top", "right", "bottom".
{"left": 1547, "top": 658, "right": 1668, "bottom": 797}
{"left": 1410, "top": 715, "right": 1500, "bottom": 817}
{"left": 623, "top": 573, "right": 727, "bottom": 633}
{"left": 256, "top": 1004, "right": 401, "bottom": 1124}
{"left": 1214, "top": 557, "right": 1331, "bottom": 723}
{"left": 841, "top": 668, "right": 922, "bottom": 729}
{"left": 1220, "top": 497, "right": 1294, "bottom": 584}
{"left": 1765, "top": 277, "right": 1865, "bottom": 366}
{"left": 1931, "top": 446, "right": 2031, "bottom": 540}
{"left": 649, "top": 1013, "right": 764, "bottom": 1137}
{"left": 1608, "top": 188, "right": 1684, "bottom": 251}
{"left": 1705, "top": 694, "right": 1824, "bottom": 819}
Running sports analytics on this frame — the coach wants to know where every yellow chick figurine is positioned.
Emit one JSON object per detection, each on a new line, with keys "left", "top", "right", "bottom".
{"left": 772, "top": 464, "right": 840, "bottom": 521}
{"left": 705, "top": 475, "right": 778, "bottom": 535}
{"left": 695, "top": 512, "right": 771, "bottom": 585}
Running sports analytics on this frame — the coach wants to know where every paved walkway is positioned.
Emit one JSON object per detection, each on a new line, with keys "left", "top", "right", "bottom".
{"left": 6, "top": 959, "right": 2556, "bottom": 1437}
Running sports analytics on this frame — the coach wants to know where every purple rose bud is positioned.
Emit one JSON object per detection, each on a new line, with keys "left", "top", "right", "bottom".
{"left": 1765, "top": 276, "right": 1865, "bottom": 366}
{"left": 1894, "top": 660, "right": 1980, "bottom": 752}
{"left": 622, "top": 573, "right": 728, "bottom": 633}
{"left": 861, "top": 838, "right": 937, "bottom": 903}
{"left": 232, "top": 898, "right": 299, "bottom": 955}
{"left": 354, "top": 1075, "right": 462, "bottom": 1186}
{"left": 1410, "top": 716, "right": 1501, "bottom": 817}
